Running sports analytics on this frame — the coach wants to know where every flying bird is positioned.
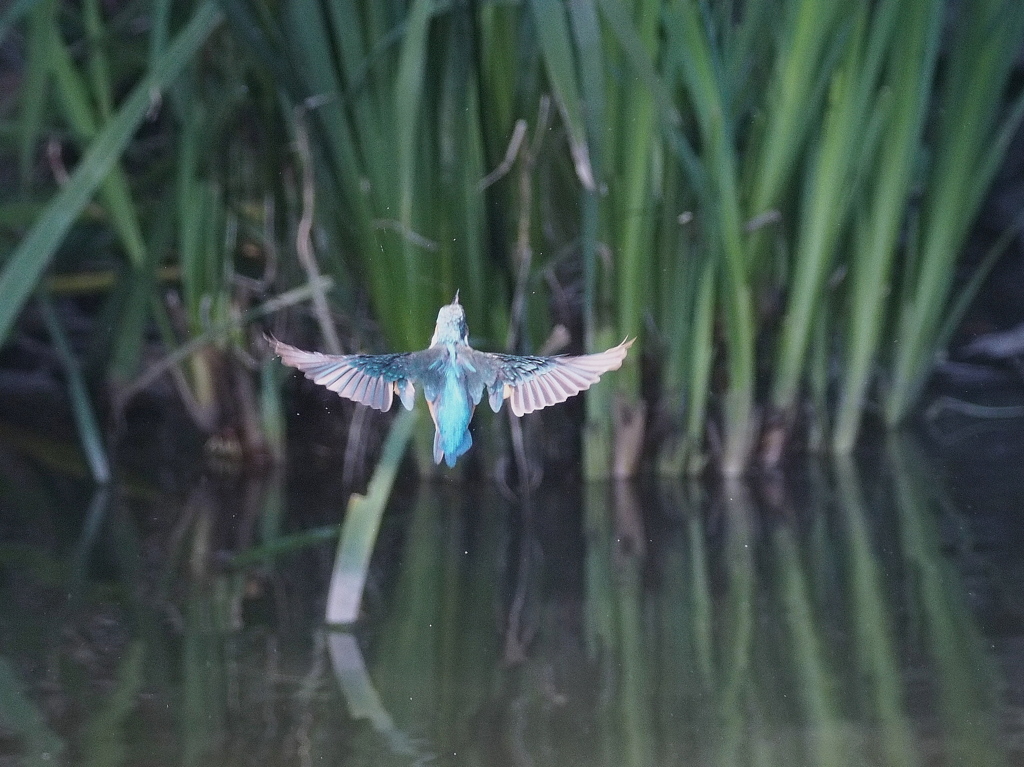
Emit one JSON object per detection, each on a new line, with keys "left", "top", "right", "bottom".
{"left": 268, "top": 293, "right": 632, "bottom": 467}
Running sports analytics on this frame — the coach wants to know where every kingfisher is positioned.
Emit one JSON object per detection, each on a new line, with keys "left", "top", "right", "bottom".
{"left": 268, "top": 293, "right": 632, "bottom": 467}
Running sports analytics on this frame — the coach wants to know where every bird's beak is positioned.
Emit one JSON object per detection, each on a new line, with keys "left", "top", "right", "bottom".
{"left": 453, "top": 289, "right": 460, "bottom": 305}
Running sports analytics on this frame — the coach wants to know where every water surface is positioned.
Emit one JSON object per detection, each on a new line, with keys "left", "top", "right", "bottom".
{"left": 0, "top": 430, "right": 1021, "bottom": 766}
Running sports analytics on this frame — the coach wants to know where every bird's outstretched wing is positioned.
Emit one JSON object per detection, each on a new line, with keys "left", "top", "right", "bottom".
{"left": 464, "top": 339, "right": 633, "bottom": 417}
{"left": 268, "top": 335, "right": 436, "bottom": 412}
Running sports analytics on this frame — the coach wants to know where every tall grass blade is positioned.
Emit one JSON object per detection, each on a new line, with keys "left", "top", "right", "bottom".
{"left": 832, "top": 0, "right": 943, "bottom": 453}
{"left": 748, "top": 0, "right": 844, "bottom": 216}
{"left": 566, "top": 0, "right": 611, "bottom": 477}
{"left": 17, "top": 0, "right": 55, "bottom": 183}
{"left": 528, "top": 0, "right": 593, "bottom": 189}
{"left": 38, "top": 293, "right": 110, "bottom": 484}
{"left": 665, "top": 2, "right": 755, "bottom": 475}
{"left": 260, "top": 360, "right": 286, "bottom": 465}
{"left": 685, "top": 257, "right": 716, "bottom": 472}
{"left": 393, "top": 0, "right": 434, "bottom": 342}
{"left": 603, "top": 0, "right": 658, "bottom": 383}
{"left": 107, "top": 197, "right": 174, "bottom": 383}
{"left": 82, "top": 0, "right": 114, "bottom": 121}
{"left": 147, "top": 0, "right": 172, "bottom": 66}
{"left": 47, "top": 25, "right": 148, "bottom": 268}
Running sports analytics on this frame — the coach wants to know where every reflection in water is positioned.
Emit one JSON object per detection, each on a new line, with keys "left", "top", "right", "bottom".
{"left": 0, "top": 435, "right": 1019, "bottom": 765}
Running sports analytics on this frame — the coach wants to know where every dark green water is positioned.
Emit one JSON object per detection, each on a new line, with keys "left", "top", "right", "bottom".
{"left": 0, "top": 430, "right": 1022, "bottom": 766}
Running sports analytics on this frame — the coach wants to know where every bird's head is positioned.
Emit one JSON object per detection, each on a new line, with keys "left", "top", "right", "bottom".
{"left": 430, "top": 291, "right": 469, "bottom": 346}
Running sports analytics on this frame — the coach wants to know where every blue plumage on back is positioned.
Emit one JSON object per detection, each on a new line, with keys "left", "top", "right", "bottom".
{"left": 268, "top": 293, "right": 632, "bottom": 467}
{"left": 428, "top": 350, "right": 475, "bottom": 467}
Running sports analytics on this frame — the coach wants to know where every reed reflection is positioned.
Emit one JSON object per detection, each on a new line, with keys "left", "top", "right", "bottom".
{"left": 355, "top": 440, "right": 1007, "bottom": 766}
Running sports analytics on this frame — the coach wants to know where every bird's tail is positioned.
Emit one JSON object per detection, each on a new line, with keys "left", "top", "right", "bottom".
{"left": 434, "top": 426, "right": 473, "bottom": 467}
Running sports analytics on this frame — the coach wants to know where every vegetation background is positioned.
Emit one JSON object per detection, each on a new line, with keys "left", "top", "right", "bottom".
{"left": 1, "top": 0, "right": 1023, "bottom": 481}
